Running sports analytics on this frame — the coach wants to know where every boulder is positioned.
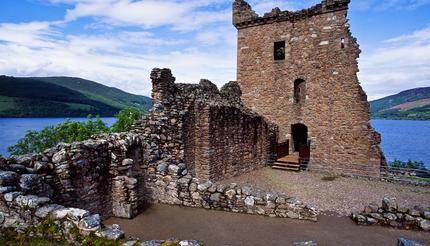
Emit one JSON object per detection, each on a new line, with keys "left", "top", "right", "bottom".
{"left": 8, "top": 164, "right": 27, "bottom": 174}
{"left": 210, "top": 193, "right": 221, "bottom": 202}
{"left": 418, "top": 219, "right": 430, "bottom": 231}
{"left": 4, "top": 192, "right": 23, "bottom": 202}
{"left": 14, "top": 195, "right": 50, "bottom": 209}
{"left": 225, "top": 189, "right": 236, "bottom": 199}
{"left": 19, "top": 174, "right": 40, "bottom": 191}
{"left": 35, "top": 204, "right": 65, "bottom": 218}
{"left": 245, "top": 196, "right": 255, "bottom": 207}
{"left": 365, "top": 203, "right": 379, "bottom": 213}
{"left": 79, "top": 214, "right": 101, "bottom": 231}
{"left": 197, "top": 181, "right": 212, "bottom": 192}
{"left": 382, "top": 197, "right": 397, "bottom": 212}
{"left": 156, "top": 163, "right": 168, "bottom": 173}
{"left": 0, "top": 171, "right": 19, "bottom": 186}
{"left": 0, "top": 186, "right": 16, "bottom": 194}
{"left": 96, "top": 224, "right": 124, "bottom": 241}
{"left": 52, "top": 149, "right": 68, "bottom": 163}
{"left": 383, "top": 213, "right": 397, "bottom": 221}
{"left": 242, "top": 186, "right": 252, "bottom": 196}
{"left": 52, "top": 208, "right": 90, "bottom": 221}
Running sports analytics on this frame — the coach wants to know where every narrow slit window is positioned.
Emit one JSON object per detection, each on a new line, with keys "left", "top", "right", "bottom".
{"left": 274, "top": 41, "right": 285, "bottom": 60}
{"left": 294, "top": 79, "right": 306, "bottom": 104}
{"left": 341, "top": 38, "right": 345, "bottom": 49}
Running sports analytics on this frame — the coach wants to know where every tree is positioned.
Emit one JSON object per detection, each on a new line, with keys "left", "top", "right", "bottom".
{"left": 8, "top": 116, "right": 109, "bottom": 155}
{"left": 8, "top": 108, "right": 144, "bottom": 155}
{"left": 390, "top": 159, "right": 427, "bottom": 171}
{"left": 111, "top": 108, "right": 143, "bottom": 133}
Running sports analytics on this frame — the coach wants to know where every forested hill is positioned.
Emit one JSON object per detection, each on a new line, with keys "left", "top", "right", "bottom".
{"left": 0, "top": 75, "right": 152, "bottom": 117}
{"left": 370, "top": 87, "right": 430, "bottom": 120}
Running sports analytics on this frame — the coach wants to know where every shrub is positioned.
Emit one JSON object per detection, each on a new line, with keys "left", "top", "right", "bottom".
{"left": 111, "top": 108, "right": 143, "bottom": 133}
{"left": 8, "top": 116, "right": 109, "bottom": 155}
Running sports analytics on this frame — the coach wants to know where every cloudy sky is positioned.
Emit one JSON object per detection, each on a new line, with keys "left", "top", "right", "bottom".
{"left": 0, "top": 0, "right": 429, "bottom": 100}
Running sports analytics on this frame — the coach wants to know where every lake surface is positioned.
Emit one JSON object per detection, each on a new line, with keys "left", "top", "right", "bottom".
{"left": 372, "top": 120, "right": 430, "bottom": 168}
{"left": 0, "top": 118, "right": 429, "bottom": 168}
{"left": 0, "top": 118, "right": 116, "bottom": 157}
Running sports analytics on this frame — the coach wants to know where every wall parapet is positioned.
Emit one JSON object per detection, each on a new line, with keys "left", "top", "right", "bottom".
{"left": 233, "top": 0, "right": 350, "bottom": 29}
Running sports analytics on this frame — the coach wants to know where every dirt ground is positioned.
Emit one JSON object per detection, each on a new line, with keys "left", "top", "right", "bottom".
{"left": 221, "top": 167, "right": 430, "bottom": 216}
{"left": 106, "top": 204, "right": 430, "bottom": 246}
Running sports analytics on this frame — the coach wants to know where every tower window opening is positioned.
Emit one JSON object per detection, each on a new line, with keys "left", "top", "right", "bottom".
{"left": 274, "top": 41, "right": 285, "bottom": 60}
{"left": 294, "top": 79, "right": 306, "bottom": 104}
{"left": 341, "top": 38, "right": 345, "bottom": 49}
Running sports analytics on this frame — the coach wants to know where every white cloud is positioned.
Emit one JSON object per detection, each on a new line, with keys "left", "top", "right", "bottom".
{"left": 62, "top": 0, "right": 230, "bottom": 31}
{"left": 359, "top": 26, "right": 430, "bottom": 100}
{"left": 0, "top": 20, "right": 236, "bottom": 97}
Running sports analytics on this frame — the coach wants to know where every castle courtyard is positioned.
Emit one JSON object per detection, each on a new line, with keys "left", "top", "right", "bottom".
{"left": 221, "top": 168, "right": 430, "bottom": 216}
{"left": 106, "top": 204, "right": 430, "bottom": 246}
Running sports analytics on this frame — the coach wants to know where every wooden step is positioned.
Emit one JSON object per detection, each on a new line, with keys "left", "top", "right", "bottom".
{"left": 277, "top": 155, "right": 299, "bottom": 164}
{"left": 272, "top": 162, "right": 300, "bottom": 168}
{"left": 272, "top": 165, "right": 300, "bottom": 171}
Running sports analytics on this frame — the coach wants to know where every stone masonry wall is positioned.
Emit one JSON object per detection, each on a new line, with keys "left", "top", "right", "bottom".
{"left": 233, "top": 0, "right": 385, "bottom": 176}
{"left": 140, "top": 68, "right": 278, "bottom": 181}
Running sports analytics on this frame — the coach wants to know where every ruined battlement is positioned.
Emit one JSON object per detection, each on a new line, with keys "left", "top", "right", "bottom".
{"left": 151, "top": 68, "right": 243, "bottom": 109}
{"left": 233, "top": 0, "right": 350, "bottom": 29}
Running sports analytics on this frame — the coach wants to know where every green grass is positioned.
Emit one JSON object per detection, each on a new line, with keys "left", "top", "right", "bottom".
{"left": 406, "top": 176, "right": 430, "bottom": 182}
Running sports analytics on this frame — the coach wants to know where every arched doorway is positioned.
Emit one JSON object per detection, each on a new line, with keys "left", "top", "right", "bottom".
{"left": 291, "top": 123, "right": 308, "bottom": 152}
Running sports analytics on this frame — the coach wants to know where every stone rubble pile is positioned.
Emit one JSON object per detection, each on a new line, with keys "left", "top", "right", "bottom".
{"left": 352, "top": 197, "right": 430, "bottom": 231}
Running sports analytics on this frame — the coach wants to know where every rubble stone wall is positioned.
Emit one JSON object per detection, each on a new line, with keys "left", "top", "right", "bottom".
{"left": 140, "top": 68, "right": 277, "bottom": 181}
{"left": 352, "top": 197, "right": 430, "bottom": 232}
{"left": 233, "top": 0, "right": 385, "bottom": 176}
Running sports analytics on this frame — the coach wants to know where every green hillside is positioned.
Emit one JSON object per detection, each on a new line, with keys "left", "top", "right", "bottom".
{"left": 370, "top": 87, "right": 430, "bottom": 120}
{"left": 0, "top": 75, "right": 152, "bottom": 117}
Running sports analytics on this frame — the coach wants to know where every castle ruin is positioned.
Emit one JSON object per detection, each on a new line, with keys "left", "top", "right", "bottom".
{"left": 0, "top": 0, "right": 388, "bottom": 241}
{"left": 233, "top": 0, "right": 385, "bottom": 175}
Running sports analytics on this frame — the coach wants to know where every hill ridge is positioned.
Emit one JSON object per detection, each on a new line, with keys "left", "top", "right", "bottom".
{"left": 370, "top": 87, "right": 430, "bottom": 120}
{"left": 0, "top": 75, "right": 152, "bottom": 117}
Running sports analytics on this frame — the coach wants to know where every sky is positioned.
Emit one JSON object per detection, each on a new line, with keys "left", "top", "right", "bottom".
{"left": 0, "top": 0, "right": 429, "bottom": 100}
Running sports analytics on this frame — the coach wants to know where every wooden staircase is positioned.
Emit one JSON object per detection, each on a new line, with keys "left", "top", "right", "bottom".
{"left": 272, "top": 155, "right": 301, "bottom": 172}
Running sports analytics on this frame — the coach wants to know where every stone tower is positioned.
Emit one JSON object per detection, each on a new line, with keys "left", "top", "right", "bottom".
{"left": 232, "top": 0, "right": 385, "bottom": 176}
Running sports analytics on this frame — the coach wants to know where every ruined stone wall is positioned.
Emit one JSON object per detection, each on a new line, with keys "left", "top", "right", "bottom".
{"left": 352, "top": 197, "right": 430, "bottom": 232}
{"left": 140, "top": 68, "right": 277, "bottom": 181}
{"left": 233, "top": 0, "right": 385, "bottom": 176}
{"left": 0, "top": 133, "right": 143, "bottom": 221}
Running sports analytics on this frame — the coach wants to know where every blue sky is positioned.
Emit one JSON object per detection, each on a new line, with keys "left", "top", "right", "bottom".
{"left": 0, "top": 0, "right": 429, "bottom": 100}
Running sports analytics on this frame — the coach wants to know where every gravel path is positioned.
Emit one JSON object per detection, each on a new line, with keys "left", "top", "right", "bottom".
{"left": 222, "top": 167, "right": 430, "bottom": 216}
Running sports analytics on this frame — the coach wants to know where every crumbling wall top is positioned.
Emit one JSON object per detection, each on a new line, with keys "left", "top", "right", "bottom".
{"left": 150, "top": 68, "right": 243, "bottom": 109}
{"left": 233, "top": 0, "right": 350, "bottom": 29}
